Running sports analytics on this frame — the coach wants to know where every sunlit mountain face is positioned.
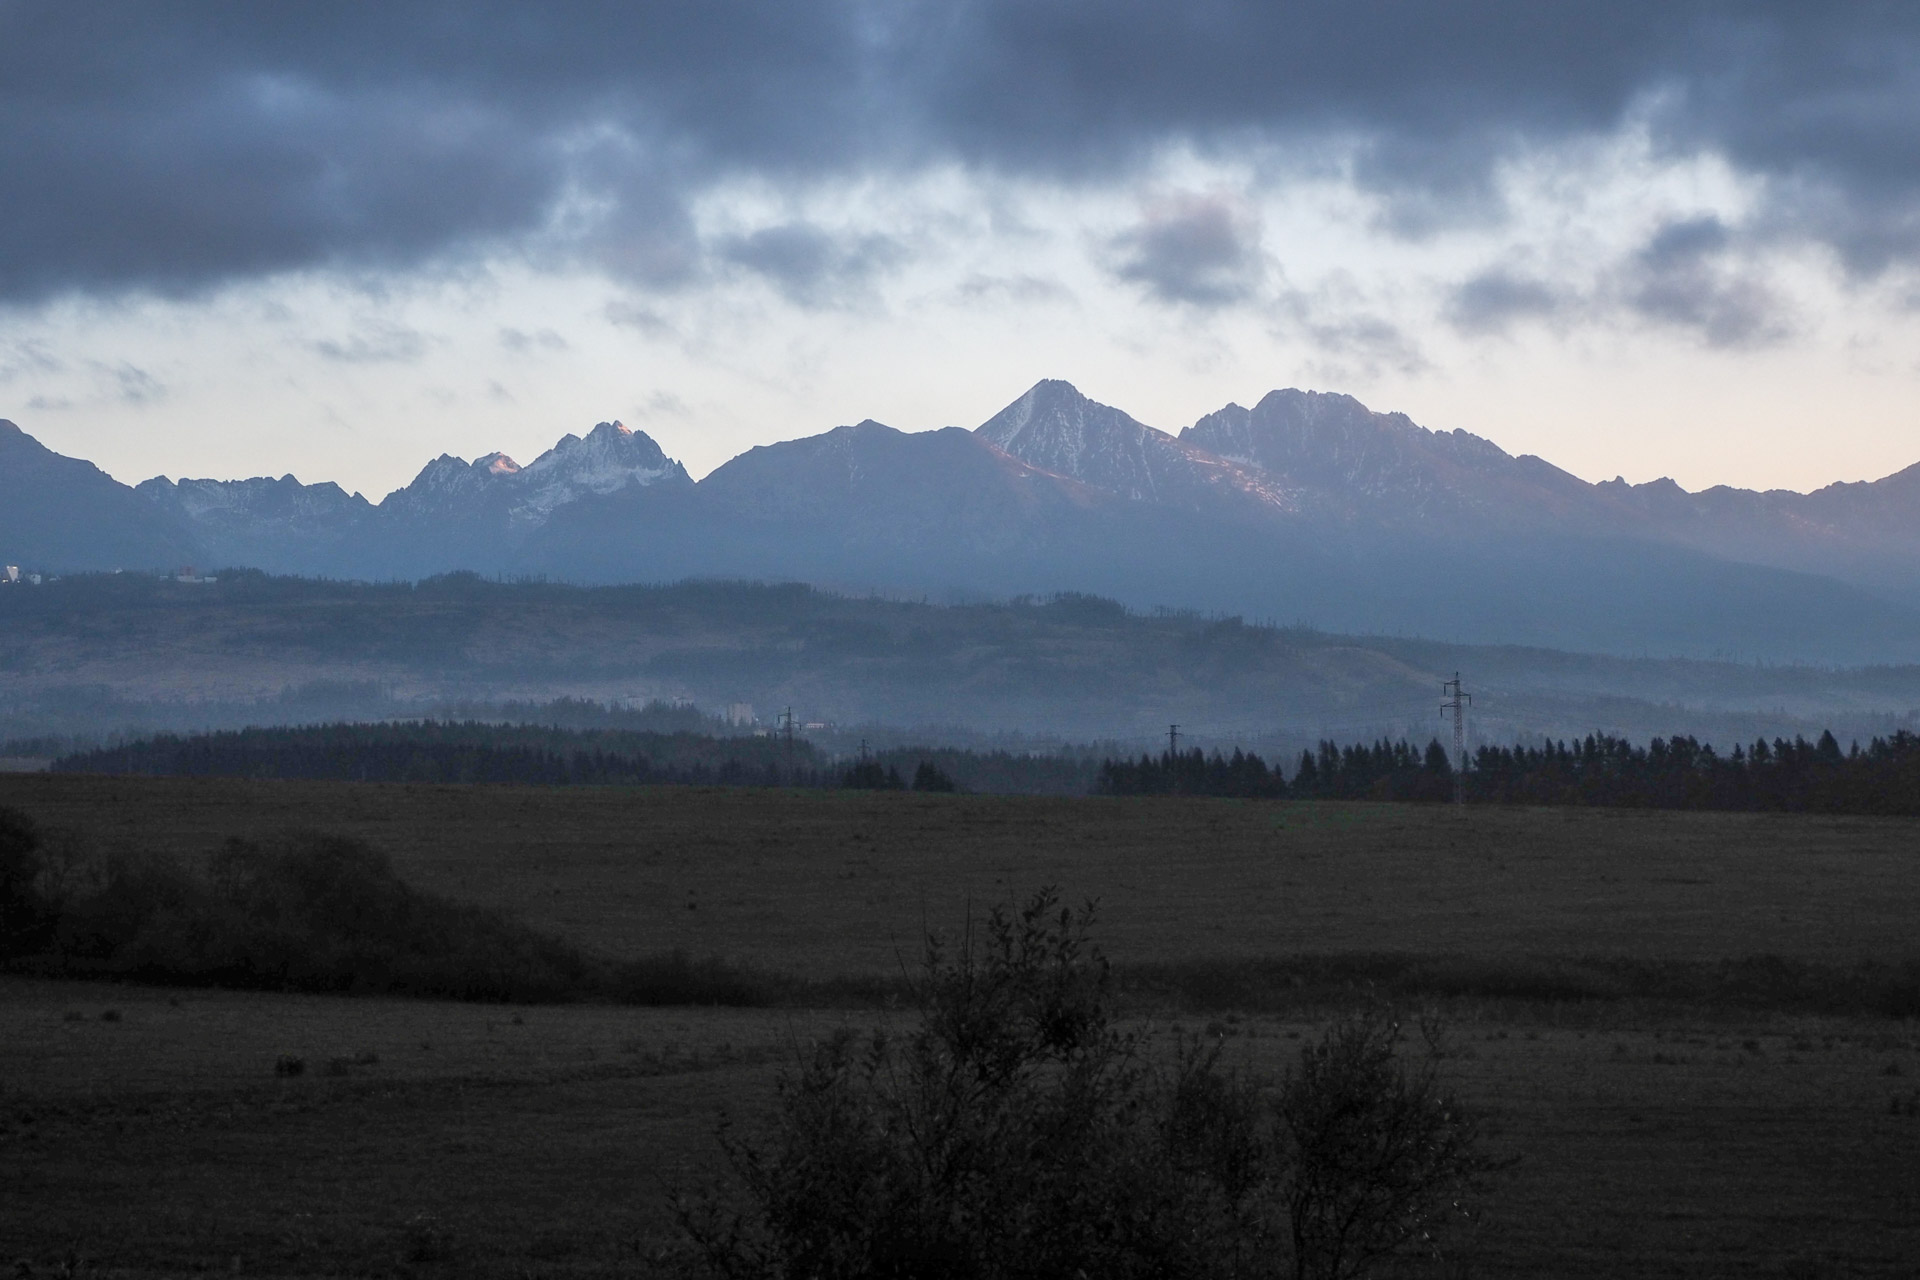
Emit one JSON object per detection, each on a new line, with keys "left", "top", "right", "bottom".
{"left": 9, "top": 376, "right": 1920, "bottom": 663}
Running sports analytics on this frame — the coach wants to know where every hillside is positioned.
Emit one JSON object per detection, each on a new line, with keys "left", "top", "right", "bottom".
{"left": 3, "top": 572, "right": 1917, "bottom": 750}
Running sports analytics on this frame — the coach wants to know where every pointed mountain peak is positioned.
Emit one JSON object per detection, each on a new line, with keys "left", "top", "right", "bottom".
{"left": 972, "top": 379, "right": 1262, "bottom": 507}
{"left": 477, "top": 452, "right": 522, "bottom": 476}
{"left": 501, "top": 417, "right": 691, "bottom": 526}
{"left": 976, "top": 379, "right": 1146, "bottom": 449}
{"left": 524, "top": 420, "right": 675, "bottom": 473}
{"left": 977, "top": 379, "right": 1167, "bottom": 460}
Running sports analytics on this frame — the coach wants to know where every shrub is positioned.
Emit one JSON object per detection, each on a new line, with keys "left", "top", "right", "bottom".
{"left": 15, "top": 830, "right": 597, "bottom": 1002}
{"left": 0, "top": 806, "right": 49, "bottom": 955}
{"left": 675, "top": 890, "right": 1494, "bottom": 1280}
{"left": 1278, "top": 1012, "right": 1487, "bottom": 1280}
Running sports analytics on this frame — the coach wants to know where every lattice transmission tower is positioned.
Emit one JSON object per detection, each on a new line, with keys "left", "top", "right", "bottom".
{"left": 1440, "top": 673, "right": 1471, "bottom": 805}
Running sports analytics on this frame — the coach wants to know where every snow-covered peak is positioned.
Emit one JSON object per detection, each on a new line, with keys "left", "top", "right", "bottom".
{"left": 508, "top": 419, "right": 690, "bottom": 524}
{"left": 375, "top": 420, "right": 689, "bottom": 527}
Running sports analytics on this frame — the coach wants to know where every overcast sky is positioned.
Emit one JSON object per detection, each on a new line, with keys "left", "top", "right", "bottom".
{"left": 6, "top": 1, "right": 1920, "bottom": 498}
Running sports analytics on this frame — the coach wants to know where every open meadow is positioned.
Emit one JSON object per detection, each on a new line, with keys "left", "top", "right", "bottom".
{"left": 4, "top": 774, "right": 1919, "bottom": 972}
{"left": 1, "top": 775, "right": 1917, "bottom": 1277}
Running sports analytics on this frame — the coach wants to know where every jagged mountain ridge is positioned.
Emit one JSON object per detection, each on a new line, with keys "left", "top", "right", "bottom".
{"left": 135, "top": 474, "right": 375, "bottom": 575}
{"left": 978, "top": 381, "right": 1920, "bottom": 588}
{"left": 1181, "top": 389, "right": 1605, "bottom": 529}
{"left": 130, "top": 419, "right": 691, "bottom": 576}
{"left": 7, "top": 382, "right": 1920, "bottom": 661}
{"left": 381, "top": 419, "right": 690, "bottom": 529}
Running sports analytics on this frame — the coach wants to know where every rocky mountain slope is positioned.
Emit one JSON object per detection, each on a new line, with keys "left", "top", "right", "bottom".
{"left": 6, "top": 383, "right": 1920, "bottom": 662}
{"left": 0, "top": 419, "right": 200, "bottom": 570}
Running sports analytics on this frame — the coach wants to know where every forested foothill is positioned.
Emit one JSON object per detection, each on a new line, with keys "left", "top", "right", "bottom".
{"left": 10, "top": 570, "right": 1920, "bottom": 750}
{"left": 1102, "top": 729, "right": 1920, "bottom": 815}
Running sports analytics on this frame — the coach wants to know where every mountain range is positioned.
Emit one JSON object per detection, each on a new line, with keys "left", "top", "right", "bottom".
{"left": 6, "top": 379, "right": 1920, "bottom": 662}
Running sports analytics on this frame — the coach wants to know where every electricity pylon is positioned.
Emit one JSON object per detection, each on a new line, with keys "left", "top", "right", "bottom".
{"left": 1440, "top": 673, "right": 1471, "bottom": 806}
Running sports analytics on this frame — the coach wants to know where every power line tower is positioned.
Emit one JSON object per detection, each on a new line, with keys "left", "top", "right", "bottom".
{"left": 1167, "top": 724, "right": 1180, "bottom": 758}
{"left": 780, "top": 706, "right": 796, "bottom": 762}
{"left": 1439, "top": 673, "right": 1471, "bottom": 805}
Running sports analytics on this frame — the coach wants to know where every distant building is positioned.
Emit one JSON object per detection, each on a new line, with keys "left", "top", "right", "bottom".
{"left": 3, "top": 566, "right": 17, "bottom": 584}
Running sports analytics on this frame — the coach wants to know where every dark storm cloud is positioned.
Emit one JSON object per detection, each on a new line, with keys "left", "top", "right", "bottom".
{"left": 1111, "top": 195, "right": 1264, "bottom": 306}
{"left": 6, "top": 2, "right": 1920, "bottom": 302}
{"left": 1445, "top": 270, "right": 1572, "bottom": 335}
{"left": 717, "top": 223, "right": 904, "bottom": 307}
{"left": 1620, "top": 217, "right": 1788, "bottom": 347}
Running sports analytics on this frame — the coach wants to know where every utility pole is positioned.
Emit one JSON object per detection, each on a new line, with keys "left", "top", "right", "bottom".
{"left": 1167, "top": 724, "right": 1180, "bottom": 758}
{"left": 781, "top": 707, "right": 795, "bottom": 761}
{"left": 1440, "top": 673, "right": 1470, "bottom": 805}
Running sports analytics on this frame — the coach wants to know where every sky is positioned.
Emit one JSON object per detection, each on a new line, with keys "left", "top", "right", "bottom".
{"left": 6, "top": 2, "right": 1920, "bottom": 499}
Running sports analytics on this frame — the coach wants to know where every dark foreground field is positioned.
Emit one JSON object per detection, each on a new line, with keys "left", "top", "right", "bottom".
{"left": 2, "top": 775, "right": 1917, "bottom": 1277}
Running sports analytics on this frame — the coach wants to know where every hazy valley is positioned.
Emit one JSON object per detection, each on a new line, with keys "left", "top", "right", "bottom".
{"left": 5, "top": 573, "right": 1920, "bottom": 757}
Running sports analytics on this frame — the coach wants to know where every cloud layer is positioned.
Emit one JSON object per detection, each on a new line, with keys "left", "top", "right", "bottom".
{"left": 6, "top": 2, "right": 1920, "bottom": 304}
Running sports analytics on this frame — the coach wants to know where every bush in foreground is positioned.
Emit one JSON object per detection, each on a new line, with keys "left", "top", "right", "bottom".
{"left": 0, "top": 806, "right": 52, "bottom": 956}
{"left": 1, "top": 805, "right": 771, "bottom": 1005}
{"left": 674, "top": 890, "right": 1496, "bottom": 1280}
{"left": 34, "top": 829, "right": 594, "bottom": 1001}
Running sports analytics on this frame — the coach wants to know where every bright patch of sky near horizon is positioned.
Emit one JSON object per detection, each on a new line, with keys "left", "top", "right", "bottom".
{"left": 6, "top": 6, "right": 1920, "bottom": 499}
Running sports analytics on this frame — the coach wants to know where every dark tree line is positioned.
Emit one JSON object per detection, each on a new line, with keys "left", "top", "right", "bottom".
{"left": 841, "top": 760, "right": 958, "bottom": 792}
{"left": 1098, "top": 747, "right": 1292, "bottom": 798}
{"left": 53, "top": 722, "right": 825, "bottom": 789}
{"left": 49, "top": 722, "right": 1060, "bottom": 795}
{"left": 1101, "top": 729, "right": 1920, "bottom": 815}
{"left": 1463, "top": 729, "right": 1920, "bottom": 814}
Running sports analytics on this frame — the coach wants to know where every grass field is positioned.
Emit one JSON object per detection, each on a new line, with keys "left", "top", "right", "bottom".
{"left": 4, "top": 774, "right": 1918, "bottom": 973}
{"left": 2, "top": 775, "right": 1917, "bottom": 1277}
